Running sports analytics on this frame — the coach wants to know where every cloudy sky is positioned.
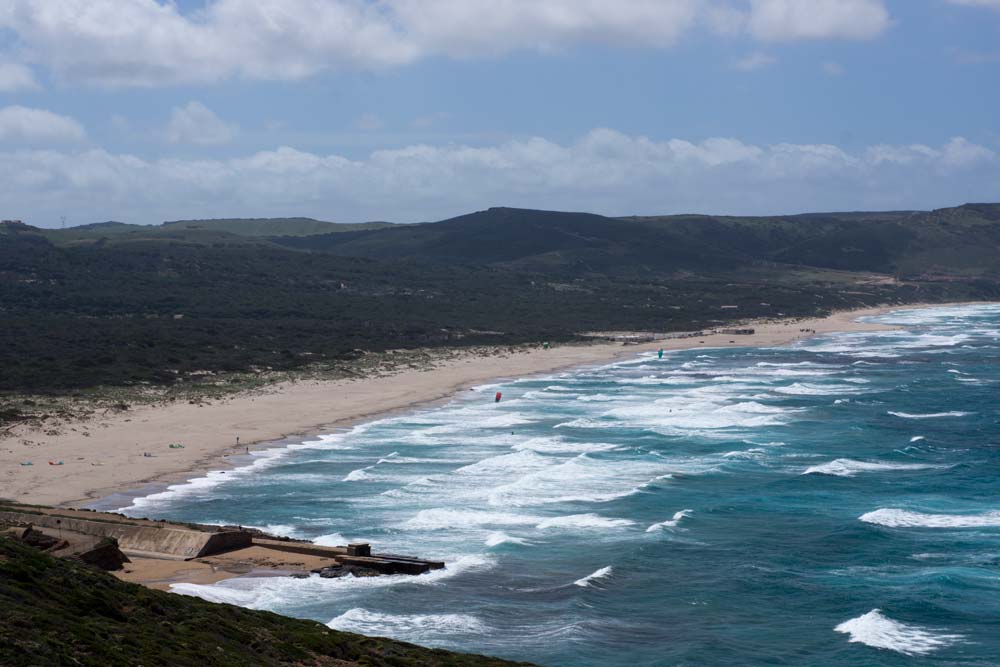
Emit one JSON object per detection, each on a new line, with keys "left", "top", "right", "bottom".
{"left": 1, "top": 0, "right": 998, "bottom": 226}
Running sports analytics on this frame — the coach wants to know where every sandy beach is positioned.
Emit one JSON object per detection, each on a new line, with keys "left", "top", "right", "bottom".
{"left": 0, "top": 304, "right": 931, "bottom": 508}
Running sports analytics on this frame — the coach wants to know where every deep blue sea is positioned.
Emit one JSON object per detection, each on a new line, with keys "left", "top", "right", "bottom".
{"left": 118, "top": 304, "right": 1000, "bottom": 666}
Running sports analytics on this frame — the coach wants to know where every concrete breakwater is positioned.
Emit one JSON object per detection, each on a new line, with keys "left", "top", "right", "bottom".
{"left": 0, "top": 502, "right": 444, "bottom": 587}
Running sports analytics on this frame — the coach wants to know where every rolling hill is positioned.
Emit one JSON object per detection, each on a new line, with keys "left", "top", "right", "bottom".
{"left": 162, "top": 217, "right": 393, "bottom": 237}
{"left": 271, "top": 204, "right": 1000, "bottom": 278}
{"left": 2, "top": 204, "right": 999, "bottom": 398}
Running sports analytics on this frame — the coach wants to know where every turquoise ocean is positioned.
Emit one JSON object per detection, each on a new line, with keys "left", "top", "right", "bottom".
{"left": 116, "top": 304, "right": 1000, "bottom": 666}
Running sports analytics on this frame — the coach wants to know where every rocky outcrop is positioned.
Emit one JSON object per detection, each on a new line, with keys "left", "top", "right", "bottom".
{"left": 311, "top": 563, "right": 382, "bottom": 578}
{"left": 73, "top": 537, "right": 130, "bottom": 571}
{"left": 1, "top": 523, "right": 129, "bottom": 571}
{"left": 5, "top": 525, "right": 65, "bottom": 551}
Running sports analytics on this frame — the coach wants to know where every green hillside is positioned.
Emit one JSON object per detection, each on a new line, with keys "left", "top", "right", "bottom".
{"left": 2, "top": 204, "right": 999, "bottom": 402}
{"left": 273, "top": 204, "right": 1000, "bottom": 278}
{"left": 162, "top": 217, "right": 393, "bottom": 237}
{"left": 32, "top": 218, "right": 394, "bottom": 248}
{"left": 0, "top": 536, "right": 535, "bottom": 667}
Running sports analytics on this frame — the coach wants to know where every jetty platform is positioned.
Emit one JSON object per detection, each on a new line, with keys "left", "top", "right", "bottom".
{"left": 0, "top": 502, "right": 444, "bottom": 590}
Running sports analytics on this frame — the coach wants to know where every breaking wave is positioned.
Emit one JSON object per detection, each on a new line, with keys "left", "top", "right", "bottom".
{"left": 859, "top": 508, "right": 1000, "bottom": 528}
{"left": 646, "top": 510, "right": 693, "bottom": 532}
{"left": 887, "top": 411, "right": 972, "bottom": 419}
{"left": 803, "top": 459, "right": 938, "bottom": 478}
{"left": 328, "top": 608, "right": 487, "bottom": 640}
{"left": 573, "top": 566, "right": 613, "bottom": 588}
{"left": 835, "top": 609, "right": 963, "bottom": 656}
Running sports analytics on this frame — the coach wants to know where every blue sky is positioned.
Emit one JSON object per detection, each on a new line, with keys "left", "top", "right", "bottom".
{"left": 0, "top": 0, "right": 998, "bottom": 226}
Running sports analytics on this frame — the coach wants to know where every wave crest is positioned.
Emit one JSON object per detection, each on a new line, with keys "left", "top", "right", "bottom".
{"left": 859, "top": 508, "right": 1000, "bottom": 528}
{"left": 573, "top": 566, "right": 613, "bottom": 588}
{"left": 888, "top": 411, "right": 971, "bottom": 419}
{"left": 803, "top": 459, "right": 938, "bottom": 478}
{"left": 835, "top": 609, "right": 963, "bottom": 656}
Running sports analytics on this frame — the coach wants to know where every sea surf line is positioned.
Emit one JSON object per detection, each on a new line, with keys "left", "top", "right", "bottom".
{"left": 118, "top": 304, "right": 1000, "bottom": 666}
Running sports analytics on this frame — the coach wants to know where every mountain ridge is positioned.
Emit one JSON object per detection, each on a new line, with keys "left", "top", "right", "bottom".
{"left": 3, "top": 202, "right": 999, "bottom": 396}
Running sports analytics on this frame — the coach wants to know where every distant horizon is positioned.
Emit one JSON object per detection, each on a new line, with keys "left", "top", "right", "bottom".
{"left": 0, "top": 1, "right": 997, "bottom": 228}
{"left": 21, "top": 200, "right": 999, "bottom": 231}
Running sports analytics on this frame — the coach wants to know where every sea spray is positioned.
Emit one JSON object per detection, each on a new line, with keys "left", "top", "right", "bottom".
{"left": 835, "top": 609, "right": 963, "bottom": 656}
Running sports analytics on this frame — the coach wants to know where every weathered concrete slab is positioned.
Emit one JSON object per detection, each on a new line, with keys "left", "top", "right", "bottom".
{"left": 0, "top": 510, "right": 250, "bottom": 559}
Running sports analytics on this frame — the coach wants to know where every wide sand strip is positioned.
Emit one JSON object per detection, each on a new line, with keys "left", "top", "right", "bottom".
{"left": 0, "top": 305, "right": 922, "bottom": 507}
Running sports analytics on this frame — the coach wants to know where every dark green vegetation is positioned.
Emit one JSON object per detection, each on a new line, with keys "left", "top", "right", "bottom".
{"left": 2, "top": 204, "right": 999, "bottom": 406}
{"left": 0, "top": 536, "right": 536, "bottom": 667}
{"left": 274, "top": 205, "right": 1000, "bottom": 277}
{"left": 162, "top": 217, "right": 393, "bottom": 237}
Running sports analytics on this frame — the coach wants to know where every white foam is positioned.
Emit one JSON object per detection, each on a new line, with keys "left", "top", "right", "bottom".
{"left": 343, "top": 468, "right": 373, "bottom": 481}
{"left": 878, "top": 303, "right": 1000, "bottom": 325}
{"left": 328, "top": 608, "right": 486, "bottom": 639}
{"left": 171, "top": 554, "right": 494, "bottom": 606}
{"left": 834, "top": 609, "right": 963, "bottom": 656}
{"left": 484, "top": 531, "right": 530, "bottom": 547}
{"left": 246, "top": 524, "right": 307, "bottom": 539}
{"left": 722, "top": 448, "right": 766, "bottom": 459}
{"left": 118, "top": 431, "right": 358, "bottom": 513}
{"left": 312, "top": 533, "right": 348, "bottom": 547}
{"left": 511, "top": 437, "right": 618, "bottom": 454}
{"left": 402, "top": 508, "right": 537, "bottom": 530}
{"left": 646, "top": 510, "right": 693, "bottom": 532}
{"left": 910, "top": 436, "right": 925, "bottom": 442}
{"left": 803, "top": 459, "right": 938, "bottom": 478}
{"left": 573, "top": 565, "right": 613, "bottom": 587}
{"left": 454, "top": 449, "right": 552, "bottom": 475}
{"left": 775, "top": 382, "right": 865, "bottom": 396}
{"left": 860, "top": 508, "right": 1000, "bottom": 528}
{"left": 577, "top": 393, "right": 618, "bottom": 402}
{"left": 536, "top": 514, "right": 634, "bottom": 530}
{"left": 603, "top": 398, "right": 801, "bottom": 433}
{"left": 888, "top": 411, "right": 972, "bottom": 419}
{"left": 379, "top": 456, "right": 463, "bottom": 464}
{"left": 486, "top": 453, "right": 666, "bottom": 506}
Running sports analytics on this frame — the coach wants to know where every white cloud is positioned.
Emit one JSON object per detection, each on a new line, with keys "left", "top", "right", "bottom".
{"left": 0, "top": 0, "right": 415, "bottom": 87}
{"left": 0, "top": 0, "right": 895, "bottom": 88}
{"left": 745, "top": 0, "right": 891, "bottom": 41}
{"left": 2, "top": 130, "right": 994, "bottom": 225}
{"left": 0, "top": 62, "right": 40, "bottom": 91}
{"left": 866, "top": 137, "right": 995, "bottom": 168}
{"left": 388, "top": 0, "right": 702, "bottom": 56}
{"left": 164, "top": 101, "right": 238, "bottom": 145}
{"left": 0, "top": 105, "right": 85, "bottom": 143}
{"left": 732, "top": 52, "right": 777, "bottom": 71}
{"left": 940, "top": 136, "right": 996, "bottom": 167}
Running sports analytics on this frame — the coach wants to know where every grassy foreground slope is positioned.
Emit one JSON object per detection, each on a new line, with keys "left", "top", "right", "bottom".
{"left": 0, "top": 536, "right": 535, "bottom": 667}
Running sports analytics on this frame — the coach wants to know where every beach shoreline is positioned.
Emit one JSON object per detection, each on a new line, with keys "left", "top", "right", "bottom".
{"left": 0, "top": 302, "right": 977, "bottom": 510}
